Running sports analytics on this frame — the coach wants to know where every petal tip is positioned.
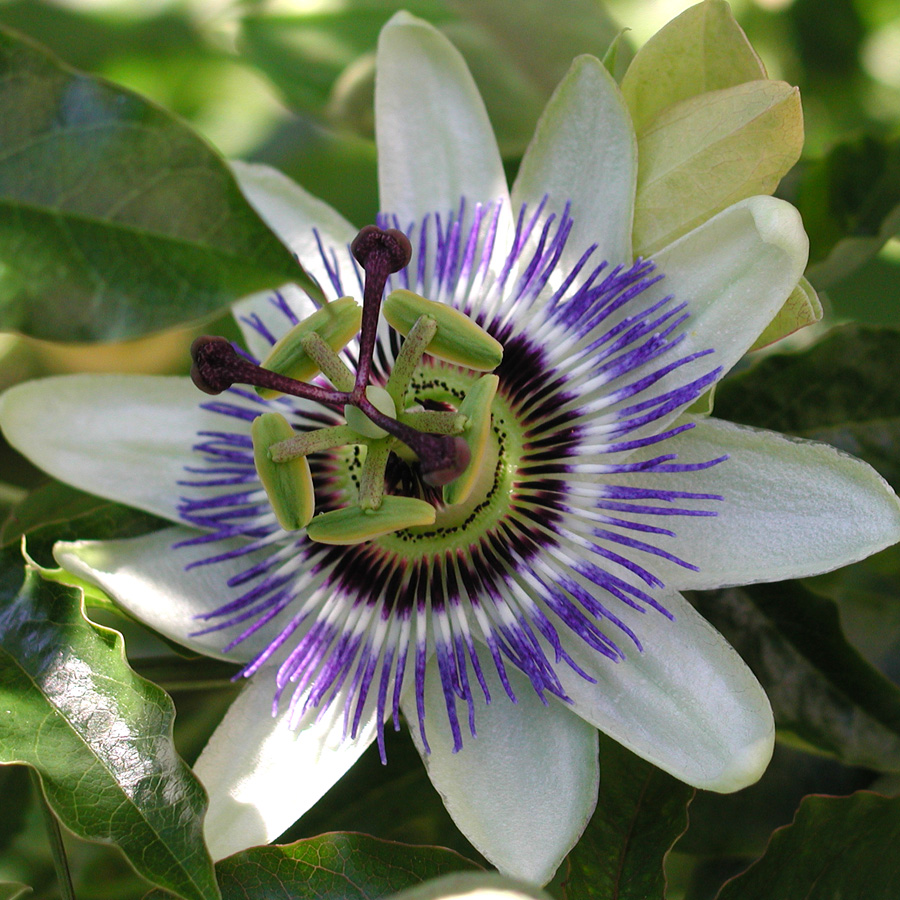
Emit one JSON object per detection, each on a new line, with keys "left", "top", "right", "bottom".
{"left": 707, "top": 721, "right": 775, "bottom": 794}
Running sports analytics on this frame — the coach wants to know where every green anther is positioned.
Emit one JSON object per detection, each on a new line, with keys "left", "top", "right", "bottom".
{"left": 299, "top": 331, "right": 355, "bottom": 391}
{"left": 383, "top": 289, "right": 503, "bottom": 372}
{"left": 357, "top": 441, "right": 390, "bottom": 510}
{"left": 252, "top": 412, "right": 315, "bottom": 530}
{"left": 269, "top": 424, "right": 357, "bottom": 463}
{"left": 345, "top": 385, "right": 397, "bottom": 439}
{"left": 384, "top": 314, "right": 438, "bottom": 407}
{"left": 307, "top": 495, "right": 436, "bottom": 545}
{"left": 257, "top": 296, "right": 362, "bottom": 399}
{"left": 444, "top": 374, "right": 499, "bottom": 507}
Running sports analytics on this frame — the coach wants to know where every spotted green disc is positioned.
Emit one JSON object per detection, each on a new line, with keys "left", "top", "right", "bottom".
{"left": 383, "top": 289, "right": 503, "bottom": 372}
{"left": 257, "top": 296, "right": 362, "bottom": 398}
{"left": 307, "top": 495, "right": 436, "bottom": 545}
{"left": 251, "top": 412, "right": 315, "bottom": 530}
{"left": 444, "top": 374, "right": 499, "bottom": 507}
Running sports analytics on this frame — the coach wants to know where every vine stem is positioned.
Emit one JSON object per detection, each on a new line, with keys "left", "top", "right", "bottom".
{"left": 30, "top": 768, "right": 76, "bottom": 900}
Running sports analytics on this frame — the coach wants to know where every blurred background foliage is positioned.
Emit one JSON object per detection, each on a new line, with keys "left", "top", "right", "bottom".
{"left": 1, "top": 1, "right": 900, "bottom": 898}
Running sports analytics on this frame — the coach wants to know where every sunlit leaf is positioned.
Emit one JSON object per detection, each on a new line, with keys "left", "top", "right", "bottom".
{"left": 563, "top": 735, "right": 692, "bottom": 900}
{"left": 0, "top": 26, "right": 318, "bottom": 342}
{"left": 716, "top": 792, "right": 900, "bottom": 900}
{"left": 239, "top": 0, "right": 622, "bottom": 156}
{"left": 0, "top": 550, "right": 219, "bottom": 900}
{"left": 692, "top": 582, "right": 900, "bottom": 770}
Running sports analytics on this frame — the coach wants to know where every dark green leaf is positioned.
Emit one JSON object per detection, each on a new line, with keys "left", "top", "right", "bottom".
{"left": 794, "top": 135, "right": 900, "bottom": 288}
{"left": 240, "top": 2, "right": 452, "bottom": 116}
{"left": 0, "top": 883, "right": 31, "bottom": 900}
{"left": 1, "top": 481, "right": 167, "bottom": 567}
{"left": 144, "top": 834, "right": 480, "bottom": 900}
{"left": 0, "top": 26, "right": 319, "bottom": 342}
{"left": 692, "top": 582, "right": 900, "bottom": 770}
{"left": 716, "top": 792, "right": 900, "bottom": 900}
{"left": 0, "top": 550, "right": 219, "bottom": 900}
{"left": 563, "top": 734, "right": 693, "bottom": 900}
{"left": 239, "top": 0, "right": 623, "bottom": 156}
{"left": 0, "top": 765, "right": 31, "bottom": 854}
{"left": 290, "top": 726, "right": 482, "bottom": 864}
{"left": 715, "top": 325, "right": 900, "bottom": 488}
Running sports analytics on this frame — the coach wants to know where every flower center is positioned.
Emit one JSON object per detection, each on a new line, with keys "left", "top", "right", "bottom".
{"left": 189, "top": 225, "right": 508, "bottom": 546}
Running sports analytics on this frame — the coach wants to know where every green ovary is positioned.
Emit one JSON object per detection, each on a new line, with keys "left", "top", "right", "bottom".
{"left": 333, "top": 362, "right": 525, "bottom": 562}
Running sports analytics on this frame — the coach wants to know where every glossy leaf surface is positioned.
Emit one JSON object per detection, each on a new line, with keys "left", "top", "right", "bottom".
{"left": 0, "top": 550, "right": 218, "bottom": 900}
{"left": 717, "top": 792, "right": 900, "bottom": 900}
{"left": 0, "top": 27, "right": 311, "bottom": 342}
{"left": 563, "top": 735, "right": 693, "bottom": 900}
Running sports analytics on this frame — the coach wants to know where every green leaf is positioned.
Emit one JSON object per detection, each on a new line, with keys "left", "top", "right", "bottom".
{"left": 716, "top": 792, "right": 900, "bottom": 900}
{"left": 0, "top": 765, "right": 31, "bottom": 854}
{"left": 563, "top": 735, "right": 693, "bottom": 900}
{"left": 797, "top": 135, "right": 900, "bottom": 289}
{"left": 0, "top": 883, "right": 31, "bottom": 900}
{"left": 714, "top": 325, "right": 900, "bottom": 489}
{"left": 0, "top": 26, "right": 318, "bottom": 343}
{"left": 143, "top": 834, "right": 480, "bottom": 900}
{"left": 691, "top": 582, "right": 900, "bottom": 771}
{"left": 239, "top": 0, "right": 622, "bottom": 157}
{"left": 620, "top": 0, "right": 765, "bottom": 134}
{"left": 1, "top": 480, "right": 167, "bottom": 567}
{"left": 0, "top": 550, "right": 219, "bottom": 900}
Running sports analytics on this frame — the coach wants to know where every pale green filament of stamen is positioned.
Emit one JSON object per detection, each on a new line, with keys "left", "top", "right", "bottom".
{"left": 358, "top": 441, "right": 390, "bottom": 510}
{"left": 385, "top": 314, "right": 438, "bottom": 407}
{"left": 299, "top": 331, "right": 355, "bottom": 392}
{"left": 269, "top": 424, "right": 357, "bottom": 463}
{"left": 399, "top": 410, "right": 468, "bottom": 435}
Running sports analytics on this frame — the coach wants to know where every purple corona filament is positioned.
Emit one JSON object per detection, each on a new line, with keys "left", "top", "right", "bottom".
{"left": 181, "top": 197, "right": 726, "bottom": 760}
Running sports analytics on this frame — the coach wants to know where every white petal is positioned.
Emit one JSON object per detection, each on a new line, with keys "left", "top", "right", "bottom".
{"left": 195, "top": 667, "right": 376, "bottom": 860}
{"left": 54, "top": 528, "right": 274, "bottom": 663}
{"left": 556, "top": 588, "right": 773, "bottom": 792}
{"left": 512, "top": 55, "right": 637, "bottom": 270}
{"left": 617, "top": 416, "right": 900, "bottom": 590}
{"left": 376, "top": 13, "right": 510, "bottom": 228}
{"left": 391, "top": 872, "right": 553, "bottom": 900}
{"left": 402, "top": 654, "right": 598, "bottom": 885}
{"left": 0, "top": 375, "right": 225, "bottom": 522}
{"left": 616, "top": 196, "right": 808, "bottom": 435}
{"left": 230, "top": 161, "right": 359, "bottom": 358}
